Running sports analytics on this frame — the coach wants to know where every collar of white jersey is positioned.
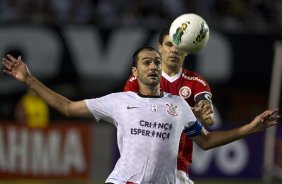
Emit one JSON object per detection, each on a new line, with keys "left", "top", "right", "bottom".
{"left": 137, "top": 91, "right": 164, "bottom": 98}
{"left": 162, "top": 69, "right": 182, "bottom": 83}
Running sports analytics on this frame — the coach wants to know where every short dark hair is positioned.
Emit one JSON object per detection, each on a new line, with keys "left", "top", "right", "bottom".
{"left": 158, "top": 27, "right": 170, "bottom": 45}
{"left": 132, "top": 46, "right": 159, "bottom": 67}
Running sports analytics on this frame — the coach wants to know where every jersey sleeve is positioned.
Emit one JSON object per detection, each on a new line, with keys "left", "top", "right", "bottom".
{"left": 84, "top": 93, "right": 118, "bottom": 124}
{"left": 123, "top": 75, "right": 139, "bottom": 92}
{"left": 181, "top": 98, "right": 203, "bottom": 137}
{"left": 192, "top": 72, "right": 212, "bottom": 103}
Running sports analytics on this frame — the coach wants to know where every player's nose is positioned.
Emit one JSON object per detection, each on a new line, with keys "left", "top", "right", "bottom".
{"left": 149, "top": 62, "right": 158, "bottom": 69}
{"left": 171, "top": 44, "right": 181, "bottom": 53}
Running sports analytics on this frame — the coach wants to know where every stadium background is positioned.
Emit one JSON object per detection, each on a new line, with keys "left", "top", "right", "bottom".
{"left": 0, "top": 0, "right": 282, "bottom": 183}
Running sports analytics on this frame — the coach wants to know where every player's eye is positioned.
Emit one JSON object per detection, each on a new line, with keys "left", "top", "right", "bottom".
{"left": 143, "top": 60, "right": 151, "bottom": 66}
{"left": 154, "top": 59, "right": 161, "bottom": 66}
{"left": 166, "top": 41, "right": 173, "bottom": 47}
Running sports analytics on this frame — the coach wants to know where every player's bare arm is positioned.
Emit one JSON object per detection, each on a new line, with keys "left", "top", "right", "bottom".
{"left": 2, "top": 55, "right": 91, "bottom": 118}
{"left": 192, "top": 108, "right": 280, "bottom": 150}
{"left": 192, "top": 100, "right": 215, "bottom": 126}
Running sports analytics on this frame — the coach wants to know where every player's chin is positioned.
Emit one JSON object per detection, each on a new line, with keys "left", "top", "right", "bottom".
{"left": 147, "top": 77, "right": 160, "bottom": 85}
{"left": 167, "top": 58, "right": 181, "bottom": 67}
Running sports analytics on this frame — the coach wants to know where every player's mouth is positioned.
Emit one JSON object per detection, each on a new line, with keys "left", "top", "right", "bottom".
{"left": 169, "top": 54, "right": 179, "bottom": 60}
{"left": 147, "top": 72, "right": 159, "bottom": 79}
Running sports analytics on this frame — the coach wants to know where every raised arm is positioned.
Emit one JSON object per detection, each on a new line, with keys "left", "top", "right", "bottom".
{"left": 191, "top": 108, "right": 280, "bottom": 150}
{"left": 2, "top": 55, "right": 91, "bottom": 118}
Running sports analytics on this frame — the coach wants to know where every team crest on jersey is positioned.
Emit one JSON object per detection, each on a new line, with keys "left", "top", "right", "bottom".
{"left": 178, "top": 86, "right": 192, "bottom": 99}
{"left": 166, "top": 103, "right": 178, "bottom": 116}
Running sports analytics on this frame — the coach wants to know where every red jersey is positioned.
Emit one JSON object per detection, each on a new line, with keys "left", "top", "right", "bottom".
{"left": 123, "top": 68, "right": 212, "bottom": 174}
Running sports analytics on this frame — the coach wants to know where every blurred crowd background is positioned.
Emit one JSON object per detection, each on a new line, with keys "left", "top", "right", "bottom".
{"left": 1, "top": 0, "right": 281, "bottom": 122}
{"left": 1, "top": 0, "right": 282, "bottom": 32}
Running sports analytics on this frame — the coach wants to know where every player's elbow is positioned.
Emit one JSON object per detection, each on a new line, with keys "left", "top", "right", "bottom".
{"left": 60, "top": 102, "right": 75, "bottom": 117}
{"left": 197, "top": 142, "right": 213, "bottom": 151}
{"left": 196, "top": 138, "right": 220, "bottom": 151}
{"left": 193, "top": 132, "right": 214, "bottom": 150}
{"left": 62, "top": 101, "right": 89, "bottom": 118}
{"left": 61, "top": 107, "right": 72, "bottom": 117}
{"left": 63, "top": 110, "right": 72, "bottom": 117}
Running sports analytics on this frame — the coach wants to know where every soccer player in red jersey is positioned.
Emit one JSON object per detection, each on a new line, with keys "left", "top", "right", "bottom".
{"left": 124, "top": 28, "right": 215, "bottom": 184}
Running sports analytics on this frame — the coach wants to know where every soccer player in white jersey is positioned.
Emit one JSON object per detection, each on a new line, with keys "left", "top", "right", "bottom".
{"left": 2, "top": 47, "right": 280, "bottom": 184}
{"left": 124, "top": 27, "right": 215, "bottom": 184}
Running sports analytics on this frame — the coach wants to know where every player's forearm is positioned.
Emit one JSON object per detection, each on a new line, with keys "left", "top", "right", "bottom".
{"left": 25, "top": 74, "right": 72, "bottom": 116}
{"left": 196, "top": 124, "right": 253, "bottom": 150}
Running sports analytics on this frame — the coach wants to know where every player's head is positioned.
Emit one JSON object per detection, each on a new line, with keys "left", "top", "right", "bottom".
{"left": 132, "top": 46, "right": 160, "bottom": 67}
{"left": 132, "top": 46, "right": 162, "bottom": 87}
{"left": 158, "top": 27, "right": 188, "bottom": 73}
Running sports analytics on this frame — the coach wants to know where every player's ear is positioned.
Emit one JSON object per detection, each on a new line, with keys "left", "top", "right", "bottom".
{"left": 132, "top": 67, "right": 137, "bottom": 77}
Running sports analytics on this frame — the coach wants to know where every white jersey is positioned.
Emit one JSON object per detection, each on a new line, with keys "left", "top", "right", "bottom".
{"left": 85, "top": 91, "right": 197, "bottom": 184}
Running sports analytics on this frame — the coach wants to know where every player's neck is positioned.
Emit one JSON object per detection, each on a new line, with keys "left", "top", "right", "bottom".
{"left": 162, "top": 66, "right": 182, "bottom": 77}
{"left": 139, "top": 85, "right": 161, "bottom": 96}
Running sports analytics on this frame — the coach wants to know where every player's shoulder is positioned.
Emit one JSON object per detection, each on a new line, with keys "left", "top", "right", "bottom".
{"left": 103, "top": 91, "right": 136, "bottom": 99}
{"left": 128, "top": 75, "right": 137, "bottom": 82}
{"left": 181, "top": 68, "right": 209, "bottom": 85}
{"left": 119, "top": 91, "right": 137, "bottom": 97}
{"left": 163, "top": 92, "right": 185, "bottom": 101}
{"left": 182, "top": 68, "right": 205, "bottom": 78}
{"left": 124, "top": 75, "right": 139, "bottom": 92}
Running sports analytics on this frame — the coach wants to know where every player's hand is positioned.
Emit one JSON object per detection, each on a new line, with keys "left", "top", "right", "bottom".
{"left": 2, "top": 54, "right": 30, "bottom": 83}
{"left": 192, "top": 100, "right": 215, "bottom": 126}
{"left": 249, "top": 108, "right": 280, "bottom": 133}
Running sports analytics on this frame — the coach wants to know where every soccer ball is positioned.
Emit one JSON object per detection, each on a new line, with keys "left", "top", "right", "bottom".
{"left": 169, "top": 13, "right": 209, "bottom": 53}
